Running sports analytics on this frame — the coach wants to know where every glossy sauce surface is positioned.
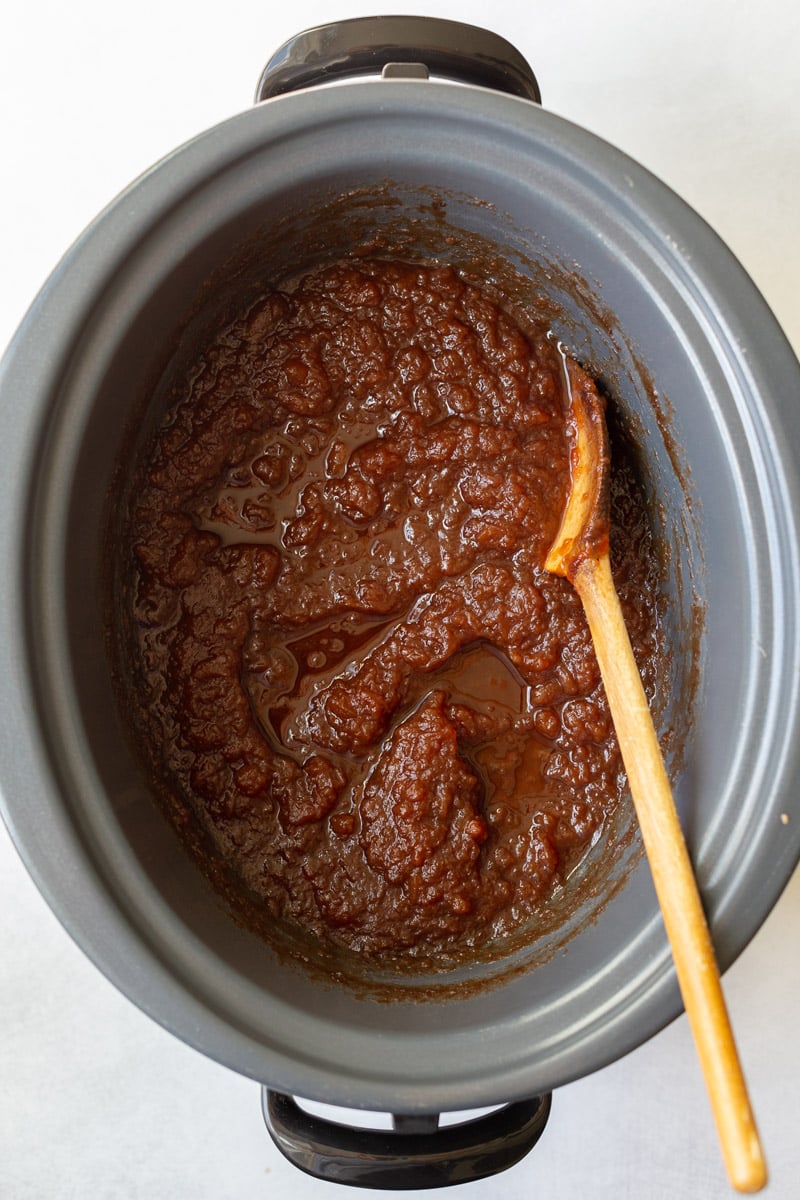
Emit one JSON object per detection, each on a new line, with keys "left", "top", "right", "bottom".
{"left": 118, "top": 259, "right": 661, "bottom": 967}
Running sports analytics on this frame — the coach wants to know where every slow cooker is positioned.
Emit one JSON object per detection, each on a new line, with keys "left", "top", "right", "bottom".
{"left": 2, "top": 16, "right": 799, "bottom": 1188}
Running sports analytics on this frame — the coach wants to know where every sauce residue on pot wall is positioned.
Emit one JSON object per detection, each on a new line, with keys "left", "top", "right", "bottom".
{"left": 112, "top": 255, "right": 665, "bottom": 977}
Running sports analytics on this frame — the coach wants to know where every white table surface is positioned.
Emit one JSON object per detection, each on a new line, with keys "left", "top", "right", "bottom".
{"left": 2, "top": 2, "right": 798, "bottom": 1197}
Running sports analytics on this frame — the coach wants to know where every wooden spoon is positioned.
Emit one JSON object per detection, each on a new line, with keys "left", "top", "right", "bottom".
{"left": 545, "top": 357, "right": 767, "bottom": 1194}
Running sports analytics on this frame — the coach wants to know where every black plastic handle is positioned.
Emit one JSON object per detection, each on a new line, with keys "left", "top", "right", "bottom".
{"left": 255, "top": 16, "right": 541, "bottom": 104}
{"left": 262, "top": 1088, "right": 552, "bottom": 1189}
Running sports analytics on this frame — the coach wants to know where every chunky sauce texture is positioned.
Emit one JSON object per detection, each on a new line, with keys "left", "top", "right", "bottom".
{"left": 119, "top": 259, "right": 661, "bottom": 968}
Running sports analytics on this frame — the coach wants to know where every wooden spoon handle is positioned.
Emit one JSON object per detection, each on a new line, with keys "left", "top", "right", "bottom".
{"left": 574, "top": 551, "right": 767, "bottom": 1194}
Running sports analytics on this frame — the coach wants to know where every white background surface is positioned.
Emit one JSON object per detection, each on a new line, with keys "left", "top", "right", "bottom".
{"left": 2, "top": 1, "right": 799, "bottom": 1197}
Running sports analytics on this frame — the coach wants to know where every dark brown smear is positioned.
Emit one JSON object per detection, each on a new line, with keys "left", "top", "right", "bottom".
{"left": 117, "top": 258, "right": 662, "bottom": 972}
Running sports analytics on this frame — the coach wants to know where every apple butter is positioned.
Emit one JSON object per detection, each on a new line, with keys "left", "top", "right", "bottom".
{"left": 117, "top": 258, "right": 661, "bottom": 968}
